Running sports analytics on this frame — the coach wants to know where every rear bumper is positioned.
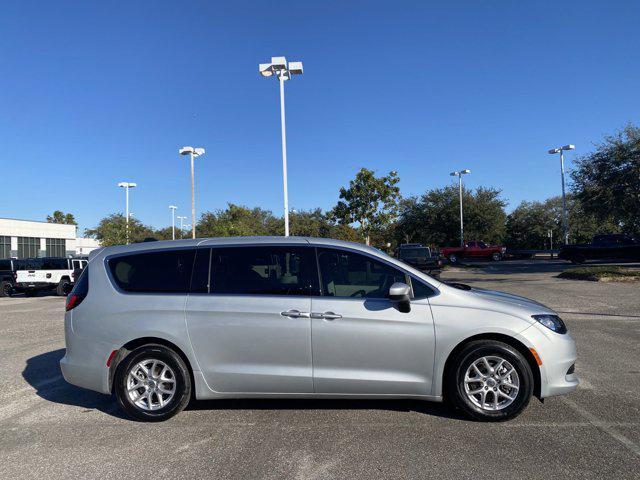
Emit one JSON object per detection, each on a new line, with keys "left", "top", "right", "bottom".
{"left": 15, "top": 282, "right": 54, "bottom": 290}
{"left": 60, "top": 311, "right": 114, "bottom": 394}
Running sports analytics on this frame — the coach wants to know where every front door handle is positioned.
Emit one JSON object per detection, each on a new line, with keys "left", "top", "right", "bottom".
{"left": 311, "top": 311, "right": 342, "bottom": 320}
{"left": 281, "top": 309, "right": 310, "bottom": 318}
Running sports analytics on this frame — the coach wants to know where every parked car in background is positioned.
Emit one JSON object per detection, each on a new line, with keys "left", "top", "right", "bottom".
{"left": 559, "top": 234, "right": 640, "bottom": 264}
{"left": 395, "top": 244, "right": 442, "bottom": 276}
{"left": 441, "top": 241, "right": 506, "bottom": 263}
{"left": 61, "top": 236, "right": 578, "bottom": 422}
{"left": 15, "top": 257, "right": 87, "bottom": 296}
{"left": 0, "top": 259, "right": 19, "bottom": 297}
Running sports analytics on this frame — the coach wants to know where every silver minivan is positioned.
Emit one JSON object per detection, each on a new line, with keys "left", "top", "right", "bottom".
{"left": 61, "top": 237, "right": 578, "bottom": 421}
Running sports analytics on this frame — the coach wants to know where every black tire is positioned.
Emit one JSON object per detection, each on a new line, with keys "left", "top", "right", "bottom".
{"left": 0, "top": 281, "right": 12, "bottom": 298}
{"left": 570, "top": 254, "right": 585, "bottom": 264}
{"left": 491, "top": 252, "right": 502, "bottom": 262}
{"left": 56, "top": 278, "right": 72, "bottom": 296}
{"left": 115, "top": 344, "right": 192, "bottom": 422}
{"left": 445, "top": 340, "right": 534, "bottom": 421}
{"left": 24, "top": 289, "right": 38, "bottom": 297}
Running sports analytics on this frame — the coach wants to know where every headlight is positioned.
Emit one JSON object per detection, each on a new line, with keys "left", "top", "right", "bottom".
{"left": 532, "top": 314, "right": 567, "bottom": 334}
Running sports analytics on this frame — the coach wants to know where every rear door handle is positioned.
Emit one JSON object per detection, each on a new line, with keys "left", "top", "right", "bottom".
{"left": 311, "top": 311, "right": 342, "bottom": 320}
{"left": 281, "top": 309, "right": 310, "bottom": 318}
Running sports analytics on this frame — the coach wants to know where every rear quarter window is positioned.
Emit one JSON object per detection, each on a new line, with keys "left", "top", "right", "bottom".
{"left": 108, "top": 249, "right": 196, "bottom": 293}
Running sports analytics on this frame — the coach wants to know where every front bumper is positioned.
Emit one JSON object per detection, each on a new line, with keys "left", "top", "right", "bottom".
{"left": 518, "top": 323, "right": 579, "bottom": 398}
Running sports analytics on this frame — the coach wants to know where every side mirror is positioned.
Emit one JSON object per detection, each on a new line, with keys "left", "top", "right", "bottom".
{"left": 388, "top": 282, "right": 411, "bottom": 313}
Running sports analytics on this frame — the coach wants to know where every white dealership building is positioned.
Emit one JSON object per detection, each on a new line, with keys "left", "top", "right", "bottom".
{"left": 0, "top": 218, "right": 100, "bottom": 259}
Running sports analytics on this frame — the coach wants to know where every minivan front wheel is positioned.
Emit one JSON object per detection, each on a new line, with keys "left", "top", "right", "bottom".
{"left": 115, "top": 344, "right": 191, "bottom": 422}
{"left": 446, "top": 340, "right": 533, "bottom": 421}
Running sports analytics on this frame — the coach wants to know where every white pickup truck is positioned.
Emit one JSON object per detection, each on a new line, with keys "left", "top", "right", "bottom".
{"left": 15, "top": 257, "right": 87, "bottom": 296}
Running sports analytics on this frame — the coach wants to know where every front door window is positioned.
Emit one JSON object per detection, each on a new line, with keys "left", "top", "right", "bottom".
{"left": 316, "top": 248, "right": 407, "bottom": 299}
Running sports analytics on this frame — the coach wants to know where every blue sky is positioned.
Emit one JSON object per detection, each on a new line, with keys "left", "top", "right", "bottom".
{"left": 2, "top": 1, "right": 639, "bottom": 233}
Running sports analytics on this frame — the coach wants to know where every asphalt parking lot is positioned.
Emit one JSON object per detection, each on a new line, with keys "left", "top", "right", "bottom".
{"left": 0, "top": 260, "right": 639, "bottom": 479}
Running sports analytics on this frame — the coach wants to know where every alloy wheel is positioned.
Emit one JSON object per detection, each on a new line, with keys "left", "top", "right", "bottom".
{"left": 126, "top": 359, "right": 177, "bottom": 411}
{"left": 463, "top": 355, "right": 520, "bottom": 411}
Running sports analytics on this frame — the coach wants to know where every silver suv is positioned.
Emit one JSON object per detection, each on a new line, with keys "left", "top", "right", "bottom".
{"left": 61, "top": 237, "right": 578, "bottom": 422}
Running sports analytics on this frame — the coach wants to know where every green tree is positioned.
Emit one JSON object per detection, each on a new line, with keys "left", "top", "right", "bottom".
{"left": 153, "top": 226, "right": 186, "bottom": 241}
{"left": 505, "top": 196, "right": 619, "bottom": 249}
{"left": 47, "top": 210, "right": 77, "bottom": 225}
{"left": 195, "top": 205, "right": 362, "bottom": 242}
{"left": 196, "top": 204, "right": 281, "bottom": 237}
{"left": 85, "top": 214, "right": 156, "bottom": 246}
{"left": 332, "top": 168, "right": 401, "bottom": 245}
{"left": 290, "top": 209, "right": 361, "bottom": 242}
{"left": 395, "top": 186, "right": 507, "bottom": 248}
{"left": 571, "top": 124, "right": 640, "bottom": 236}
{"left": 505, "top": 200, "right": 557, "bottom": 250}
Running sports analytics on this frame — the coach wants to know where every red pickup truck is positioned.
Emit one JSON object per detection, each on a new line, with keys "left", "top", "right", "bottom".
{"left": 441, "top": 241, "right": 506, "bottom": 263}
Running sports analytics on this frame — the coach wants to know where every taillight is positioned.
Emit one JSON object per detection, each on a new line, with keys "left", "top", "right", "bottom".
{"left": 66, "top": 265, "right": 88, "bottom": 311}
{"left": 66, "top": 293, "right": 85, "bottom": 311}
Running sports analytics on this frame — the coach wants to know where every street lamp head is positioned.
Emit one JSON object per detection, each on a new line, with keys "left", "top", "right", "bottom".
{"left": 193, "top": 147, "right": 205, "bottom": 157}
{"left": 179, "top": 146, "right": 194, "bottom": 155}
{"left": 270, "top": 56, "right": 287, "bottom": 69}
{"left": 259, "top": 63, "right": 273, "bottom": 77}
{"left": 169, "top": 205, "right": 177, "bottom": 210}
{"left": 548, "top": 148, "right": 561, "bottom": 154}
{"left": 118, "top": 182, "right": 136, "bottom": 188}
{"left": 461, "top": 169, "right": 471, "bottom": 175}
{"left": 562, "top": 144, "right": 575, "bottom": 151}
{"left": 288, "top": 61, "right": 303, "bottom": 75}
{"left": 450, "top": 171, "right": 459, "bottom": 177}
{"left": 259, "top": 57, "right": 303, "bottom": 80}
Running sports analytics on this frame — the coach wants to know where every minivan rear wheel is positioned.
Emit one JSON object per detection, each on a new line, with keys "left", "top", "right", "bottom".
{"left": 446, "top": 340, "right": 533, "bottom": 421}
{"left": 115, "top": 344, "right": 191, "bottom": 422}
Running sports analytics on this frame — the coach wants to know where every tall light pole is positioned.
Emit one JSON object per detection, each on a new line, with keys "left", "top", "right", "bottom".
{"left": 117, "top": 182, "right": 137, "bottom": 244}
{"left": 177, "top": 215, "right": 187, "bottom": 236}
{"left": 548, "top": 144, "right": 575, "bottom": 245}
{"left": 179, "top": 146, "right": 205, "bottom": 239}
{"left": 450, "top": 169, "right": 471, "bottom": 247}
{"left": 259, "top": 56, "right": 303, "bottom": 237}
{"left": 169, "top": 205, "right": 178, "bottom": 240}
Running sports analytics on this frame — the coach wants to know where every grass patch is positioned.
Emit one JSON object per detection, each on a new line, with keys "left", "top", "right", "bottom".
{"left": 559, "top": 266, "right": 640, "bottom": 282}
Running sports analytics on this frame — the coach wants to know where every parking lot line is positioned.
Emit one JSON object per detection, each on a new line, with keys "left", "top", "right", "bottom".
{"left": 561, "top": 396, "right": 640, "bottom": 457}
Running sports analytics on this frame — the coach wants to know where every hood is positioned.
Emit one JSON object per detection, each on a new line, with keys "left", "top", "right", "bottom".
{"left": 469, "top": 287, "right": 554, "bottom": 314}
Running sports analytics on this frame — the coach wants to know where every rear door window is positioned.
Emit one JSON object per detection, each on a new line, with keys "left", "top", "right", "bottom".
{"left": 108, "top": 249, "right": 196, "bottom": 293}
{"left": 209, "top": 246, "right": 318, "bottom": 296}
